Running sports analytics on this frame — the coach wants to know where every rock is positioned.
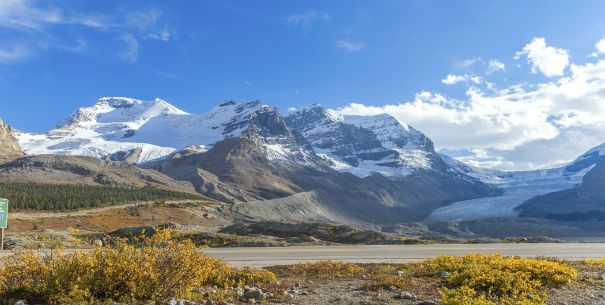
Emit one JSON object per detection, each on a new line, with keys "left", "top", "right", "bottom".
{"left": 387, "top": 285, "right": 398, "bottom": 291}
{"left": 14, "top": 301, "right": 27, "bottom": 305}
{"left": 166, "top": 299, "right": 196, "bottom": 305}
{"left": 418, "top": 300, "right": 437, "bottom": 305}
{"left": 93, "top": 239, "right": 103, "bottom": 247}
{"left": 396, "top": 270, "right": 405, "bottom": 277}
{"left": 244, "top": 288, "right": 264, "bottom": 299}
{"left": 234, "top": 287, "right": 245, "bottom": 297}
{"left": 395, "top": 291, "right": 417, "bottom": 300}
{"left": 439, "top": 271, "right": 450, "bottom": 278}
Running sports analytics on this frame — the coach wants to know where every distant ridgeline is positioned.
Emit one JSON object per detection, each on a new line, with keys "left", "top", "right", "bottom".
{"left": 0, "top": 183, "right": 201, "bottom": 211}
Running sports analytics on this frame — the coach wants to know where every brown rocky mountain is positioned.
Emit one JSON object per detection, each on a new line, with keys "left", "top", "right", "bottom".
{"left": 0, "top": 154, "right": 198, "bottom": 195}
{"left": 0, "top": 118, "right": 24, "bottom": 163}
{"left": 146, "top": 132, "right": 497, "bottom": 228}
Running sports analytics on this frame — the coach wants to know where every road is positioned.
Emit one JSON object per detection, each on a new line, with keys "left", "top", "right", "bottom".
{"left": 1, "top": 243, "right": 603, "bottom": 267}
{"left": 202, "top": 243, "right": 605, "bottom": 267}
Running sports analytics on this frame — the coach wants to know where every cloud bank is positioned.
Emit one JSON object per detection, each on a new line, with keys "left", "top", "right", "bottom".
{"left": 334, "top": 36, "right": 605, "bottom": 170}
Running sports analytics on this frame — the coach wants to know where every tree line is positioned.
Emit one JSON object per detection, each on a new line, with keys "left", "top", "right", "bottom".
{"left": 0, "top": 183, "right": 200, "bottom": 211}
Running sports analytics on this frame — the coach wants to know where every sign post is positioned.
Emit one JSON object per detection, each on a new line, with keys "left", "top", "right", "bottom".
{"left": 0, "top": 198, "right": 7, "bottom": 250}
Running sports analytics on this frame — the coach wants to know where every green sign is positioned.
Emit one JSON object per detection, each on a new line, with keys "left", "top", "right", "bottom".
{"left": 0, "top": 198, "right": 7, "bottom": 229}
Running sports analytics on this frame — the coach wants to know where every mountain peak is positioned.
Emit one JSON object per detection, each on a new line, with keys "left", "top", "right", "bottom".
{"left": 95, "top": 97, "right": 140, "bottom": 108}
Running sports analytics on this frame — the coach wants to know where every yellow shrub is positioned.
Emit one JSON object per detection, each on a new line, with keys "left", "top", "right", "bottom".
{"left": 583, "top": 257, "right": 605, "bottom": 267}
{"left": 422, "top": 254, "right": 576, "bottom": 305}
{"left": 0, "top": 229, "right": 276, "bottom": 304}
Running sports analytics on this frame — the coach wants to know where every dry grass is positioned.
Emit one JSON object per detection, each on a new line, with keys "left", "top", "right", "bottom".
{"left": 279, "top": 260, "right": 367, "bottom": 278}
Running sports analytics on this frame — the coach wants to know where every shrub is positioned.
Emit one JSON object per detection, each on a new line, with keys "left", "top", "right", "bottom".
{"left": 420, "top": 254, "right": 577, "bottom": 305}
{"left": 0, "top": 229, "right": 276, "bottom": 304}
{"left": 583, "top": 257, "right": 605, "bottom": 267}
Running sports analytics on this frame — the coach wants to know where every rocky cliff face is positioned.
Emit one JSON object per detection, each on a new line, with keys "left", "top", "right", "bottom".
{"left": 0, "top": 118, "right": 24, "bottom": 163}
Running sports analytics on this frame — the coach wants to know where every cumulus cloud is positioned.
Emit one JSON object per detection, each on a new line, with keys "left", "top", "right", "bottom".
{"left": 335, "top": 40, "right": 364, "bottom": 53}
{"left": 334, "top": 38, "right": 605, "bottom": 170}
{"left": 515, "top": 37, "right": 569, "bottom": 77}
{"left": 442, "top": 74, "right": 482, "bottom": 85}
{"left": 286, "top": 9, "right": 330, "bottom": 30}
{"left": 486, "top": 59, "right": 505, "bottom": 74}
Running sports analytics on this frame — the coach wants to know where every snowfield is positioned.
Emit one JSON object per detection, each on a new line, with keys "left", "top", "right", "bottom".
{"left": 427, "top": 157, "right": 598, "bottom": 222}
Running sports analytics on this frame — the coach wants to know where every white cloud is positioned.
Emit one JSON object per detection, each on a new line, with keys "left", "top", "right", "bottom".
{"left": 454, "top": 57, "right": 482, "bottom": 69}
{"left": 335, "top": 40, "right": 364, "bottom": 53}
{"left": 0, "top": 43, "right": 34, "bottom": 64}
{"left": 442, "top": 74, "right": 482, "bottom": 85}
{"left": 486, "top": 59, "right": 505, "bottom": 74}
{"left": 596, "top": 37, "right": 605, "bottom": 55}
{"left": 119, "top": 33, "right": 139, "bottom": 62}
{"left": 0, "top": 0, "right": 174, "bottom": 64}
{"left": 286, "top": 9, "right": 330, "bottom": 30}
{"left": 334, "top": 50, "right": 605, "bottom": 170}
{"left": 515, "top": 37, "right": 569, "bottom": 77}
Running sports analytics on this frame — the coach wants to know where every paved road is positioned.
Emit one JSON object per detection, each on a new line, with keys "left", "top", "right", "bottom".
{"left": 1, "top": 243, "right": 603, "bottom": 267}
{"left": 202, "top": 243, "right": 605, "bottom": 267}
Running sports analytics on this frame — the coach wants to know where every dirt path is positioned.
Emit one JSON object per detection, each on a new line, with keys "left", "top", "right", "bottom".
{"left": 10, "top": 200, "right": 216, "bottom": 220}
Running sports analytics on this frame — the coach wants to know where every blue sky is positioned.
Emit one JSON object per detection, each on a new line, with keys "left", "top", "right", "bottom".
{"left": 1, "top": 0, "right": 605, "bottom": 169}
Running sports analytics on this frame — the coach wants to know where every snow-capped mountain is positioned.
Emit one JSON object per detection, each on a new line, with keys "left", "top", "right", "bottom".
{"left": 428, "top": 143, "right": 605, "bottom": 221}
{"left": 285, "top": 104, "right": 438, "bottom": 177}
{"left": 15, "top": 98, "right": 318, "bottom": 165}
{"left": 16, "top": 98, "right": 448, "bottom": 177}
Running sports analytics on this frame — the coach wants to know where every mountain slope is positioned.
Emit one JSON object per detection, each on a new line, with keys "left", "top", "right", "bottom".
{"left": 0, "top": 155, "right": 198, "bottom": 194}
{"left": 146, "top": 132, "right": 496, "bottom": 226}
{"left": 0, "top": 118, "right": 24, "bottom": 163}
{"left": 517, "top": 160, "right": 605, "bottom": 221}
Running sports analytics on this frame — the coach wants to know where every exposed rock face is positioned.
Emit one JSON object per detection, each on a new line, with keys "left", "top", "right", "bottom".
{"left": 518, "top": 160, "right": 605, "bottom": 222}
{"left": 103, "top": 147, "right": 143, "bottom": 164}
{"left": 284, "top": 105, "right": 438, "bottom": 176}
{"left": 0, "top": 154, "right": 198, "bottom": 194}
{"left": 0, "top": 118, "right": 24, "bottom": 163}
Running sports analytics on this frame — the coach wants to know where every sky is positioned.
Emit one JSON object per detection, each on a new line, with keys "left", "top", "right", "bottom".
{"left": 0, "top": 0, "right": 604, "bottom": 170}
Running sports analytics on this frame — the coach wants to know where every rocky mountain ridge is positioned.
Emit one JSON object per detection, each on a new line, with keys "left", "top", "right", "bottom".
{"left": 0, "top": 118, "right": 24, "bottom": 162}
